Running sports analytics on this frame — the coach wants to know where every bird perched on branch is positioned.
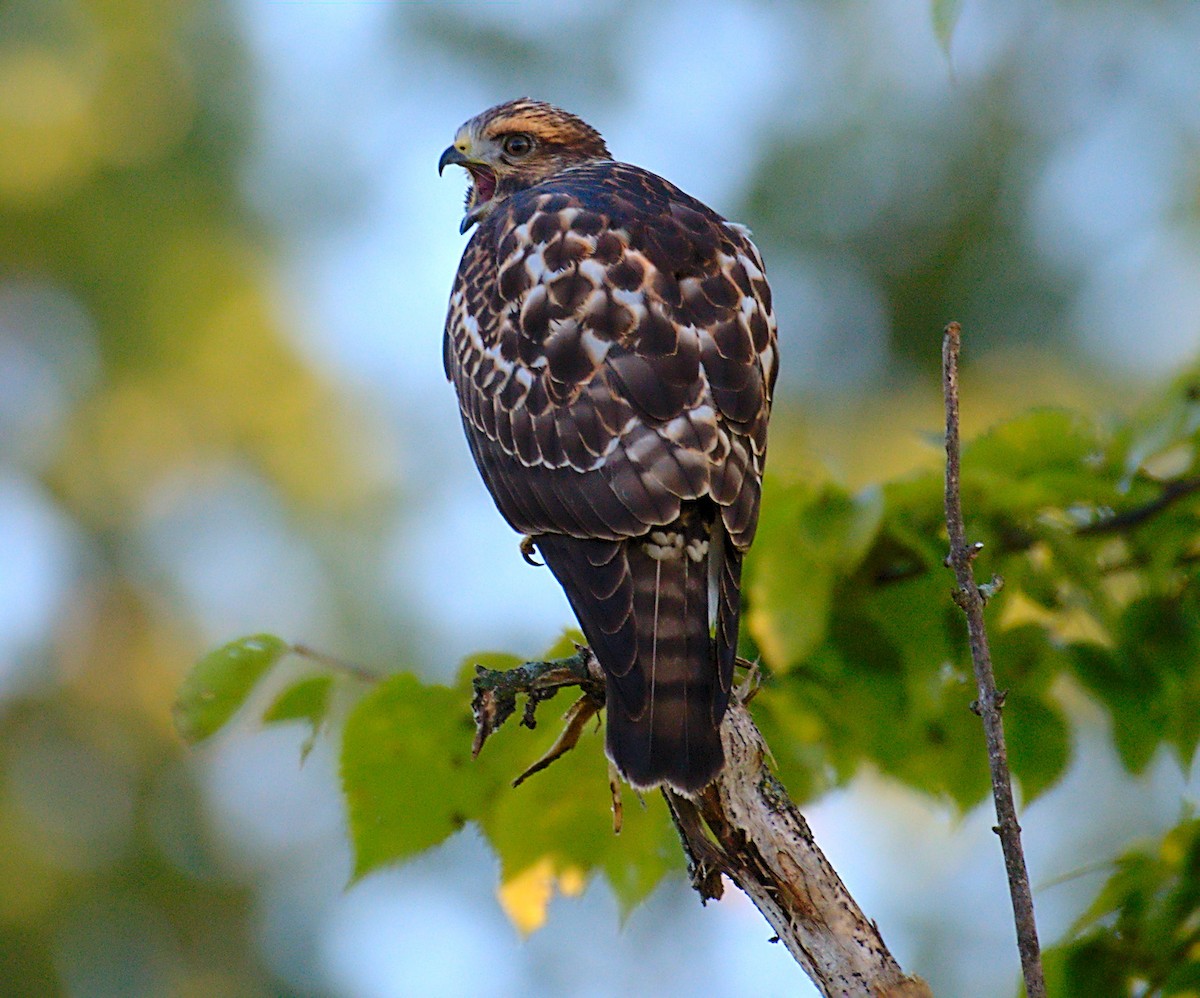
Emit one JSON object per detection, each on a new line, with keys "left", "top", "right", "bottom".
{"left": 439, "top": 99, "right": 777, "bottom": 793}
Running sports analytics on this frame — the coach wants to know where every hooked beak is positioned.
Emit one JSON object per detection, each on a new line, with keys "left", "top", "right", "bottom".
{"left": 458, "top": 208, "right": 484, "bottom": 235}
{"left": 438, "top": 144, "right": 496, "bottom": 235}
{"left": 438, "top": 145, "right": 471, "bottom": 175}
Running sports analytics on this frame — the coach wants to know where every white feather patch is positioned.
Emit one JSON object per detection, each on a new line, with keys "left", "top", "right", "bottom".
{"left": 643, "top": 531, "right": 685, "bottom": 561}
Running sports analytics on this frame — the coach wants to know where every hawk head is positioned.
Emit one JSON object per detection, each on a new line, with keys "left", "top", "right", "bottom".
{"left": 438, "top": 99, "right": 612, "bottom": 234}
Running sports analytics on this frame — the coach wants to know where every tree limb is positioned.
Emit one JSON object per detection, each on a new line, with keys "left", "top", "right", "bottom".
{"left": 942, "top": 321, "right": 1046, "bottom": 998}
{"left": 1076, "top": 474, "right": 1200, "bottom": 535}
{"left": 472, "top": 655, "right": 932, "bottom": 998}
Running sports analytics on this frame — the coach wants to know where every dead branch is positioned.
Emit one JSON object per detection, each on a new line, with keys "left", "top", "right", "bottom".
{"left": 942, "top": 321, "right": 1046, "bottom": 998}
{"left": 472, "top": 654, "right": 932, "bottom": 998}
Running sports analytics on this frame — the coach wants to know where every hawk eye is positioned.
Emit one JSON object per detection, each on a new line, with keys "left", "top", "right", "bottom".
{"left": 503, "top": 133, "right": 534, "bottom": 158}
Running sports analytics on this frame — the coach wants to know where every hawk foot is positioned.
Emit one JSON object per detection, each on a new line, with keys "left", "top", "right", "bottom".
{"left": 520, "top": 534, "right": 543, "bottom": 566}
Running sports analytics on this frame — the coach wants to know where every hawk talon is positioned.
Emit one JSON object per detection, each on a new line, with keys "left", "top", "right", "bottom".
{"left": 520, "top": 534, "right": 542, "bottom": 566}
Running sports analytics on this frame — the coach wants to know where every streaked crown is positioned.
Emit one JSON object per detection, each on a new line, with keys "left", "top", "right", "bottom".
{"left": 442, "top": 99, "right": 613, "bottom": 232}
{"left": 459, "top": 99, "right": 611, "bottom": 162}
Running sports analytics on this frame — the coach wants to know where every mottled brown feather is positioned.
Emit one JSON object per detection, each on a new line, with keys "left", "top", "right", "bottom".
{"left": 442, "top": 101, "right": 777, "bottom": 792}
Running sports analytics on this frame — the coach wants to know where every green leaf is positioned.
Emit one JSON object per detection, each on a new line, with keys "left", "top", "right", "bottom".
{"left": 1070, "top": 591, "right": 1200, "bottom": 773}
{"left": 963, "top": 408, "right": 1103, "bottom": 513}
{"left": 264, "top": 675, "right": 333, "bottom": 725}
{"left": 1044, "top": 816, "right": 1200, "bottom": 995}
{"left": 751, "top": 686, "right": 833, "bottom": 804}
{"left": 931, "top": 0, "right": 964, "bottom": 56}
{"left": 263, "top": 675, "right": 334, "bottom": 761}
{"left": 454, "top": 638, "right": 680, "bottom": 916}
{"left": 1115, "top": 365, "right": 1200, "bottom": 486}
{"left": 341, "top": 673, "right": 488, "bottom": 879}
{"left": 748, "top": 482, "right": 883, "bottom": 670}
{"left": 967, "top": 409, "right": 1098, "bottom": 475}
{"left": 1069, "top": 643, "right": 1162, "bottom": 773}
{"left": 1004, "top": 693, "right": 1069, "bottom": 803}
{"left": 478, "top": 723, "right": 680, "bottom": 916}
{"left": 173, "top": 634, "right": 290, "bottom": 743}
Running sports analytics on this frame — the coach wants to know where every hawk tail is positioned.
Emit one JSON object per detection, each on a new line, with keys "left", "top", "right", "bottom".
{"left": 536, "top": 515, "right": 736, "bottom": 794}
{"left": 614, "top": 517, "right": 724, "bottom": 792}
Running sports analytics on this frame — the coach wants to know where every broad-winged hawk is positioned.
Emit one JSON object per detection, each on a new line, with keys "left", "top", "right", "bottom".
{"left": 439, "top": 100, "right": 778, "bottom": 793}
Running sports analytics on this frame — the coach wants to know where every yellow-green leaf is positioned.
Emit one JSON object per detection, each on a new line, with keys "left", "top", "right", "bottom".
{"left": 263, "top": 675, "right": 333, "bottom": 726}
{"left": 174, "top": 634, "right": 289, "bottom": 744}
{"left": 748, "top": 482, "right": 883, "bottom": 670}
{"left": 264, "top": 674, "right": 334, "bottom": 761}
{"left": 341, "top": 673, "right": 486, "bottom": 879}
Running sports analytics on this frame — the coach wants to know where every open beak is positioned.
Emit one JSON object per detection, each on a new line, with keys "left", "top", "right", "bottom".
{"left": 438, "top": 145, "right": 497, "bottom": 234}
{"left": 438, "top": 145, "right": 471, "bottom": 175}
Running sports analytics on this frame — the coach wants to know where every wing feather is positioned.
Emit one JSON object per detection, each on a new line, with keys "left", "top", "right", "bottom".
{"left": 445, "top": 154, "right": 778, "bottom": 791}
{"left": 444, "top": 160, "right": 776, "bottom": 548}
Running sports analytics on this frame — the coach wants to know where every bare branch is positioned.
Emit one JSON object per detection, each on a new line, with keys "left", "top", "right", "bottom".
{"left": 1076, "top": 475, "right": 1200, "bottom": 535}
{"left": 290, "top": 643, "right": 383, "bottom": 683}
{"left": 471, "top": 653, "right": 932, "bottom": 998}
{"left": 942, "top": 321, "right": 1046, "bottom": 998}
{"left": 470, "top": 648, "right": 601, "bottom": 758}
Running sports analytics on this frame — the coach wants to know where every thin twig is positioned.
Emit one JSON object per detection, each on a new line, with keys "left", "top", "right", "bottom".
{"left": 869, "top": 437, "right": 1200, "bottom": 590}
{"left": 1077, "top": 475, "right": 1200, "bottom": 535}
{"left": 511, "top": 694, "right": 601, "bottom": 787}
{"left": 942, "top": 321, "right": 1046, "bottom": 998}
{"left": 290, "top": 643, "right": 382, "bottom": 683}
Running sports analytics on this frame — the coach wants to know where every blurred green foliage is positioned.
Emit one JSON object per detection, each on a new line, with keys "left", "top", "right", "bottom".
{"left": 5, "top": 0, "right": 1200, "bottom": 994}
{"left": 748, "top": 372, "right": 1200, "bottom": 807}
{"left": 0, "top": 0, "right": 374, "bottom": 993}
{"left": 1044, "top": 817, "right": 1200, "bottom": 996}
{"left": 185, "top": 359, "right": 1200, "bottom": 980}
